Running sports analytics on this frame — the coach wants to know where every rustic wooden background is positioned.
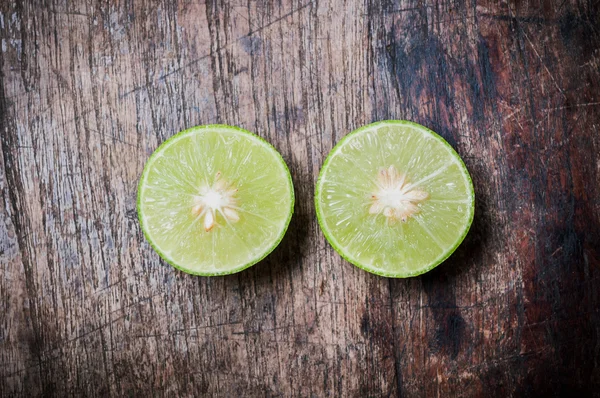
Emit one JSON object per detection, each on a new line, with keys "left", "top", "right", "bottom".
{"left": 1, "top": 0, "right": 599, "bottom": 396}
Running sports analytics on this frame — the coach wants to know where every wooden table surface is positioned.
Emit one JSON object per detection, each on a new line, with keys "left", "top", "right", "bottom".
{"left": 1, "top": 0, "right": 599, "bottom": 396}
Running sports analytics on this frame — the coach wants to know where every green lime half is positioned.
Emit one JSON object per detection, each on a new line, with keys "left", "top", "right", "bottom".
{"left": 315, "top": 120, "right": 474, "bottom": 277}
{"left": 138, "top": 125, "right": 294, "bottom": 276}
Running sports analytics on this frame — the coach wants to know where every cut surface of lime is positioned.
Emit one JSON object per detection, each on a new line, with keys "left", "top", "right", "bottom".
{"left": 138, "top": 125, "right": 294, "bottom": 276}
{"left": 315, "top": 120, "right": 474, "bottom": 277}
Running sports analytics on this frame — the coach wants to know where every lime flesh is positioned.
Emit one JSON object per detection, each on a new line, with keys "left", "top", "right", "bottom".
{"left": 138, "top": 125, "right": 294, "bottom": 276}
{"left": 315, "top": 120, "right": 474, "bottom": 277}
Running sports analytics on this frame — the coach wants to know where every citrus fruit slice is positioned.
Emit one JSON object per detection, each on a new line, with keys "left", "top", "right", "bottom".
{"left": 138, "top": 125, "right": 294, "bottom": 276}
{"left": 315, "top": 120, "right": 474, "bottom": 277}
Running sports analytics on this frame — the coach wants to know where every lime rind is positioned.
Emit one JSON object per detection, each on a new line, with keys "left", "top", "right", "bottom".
{"left": 138, "top": 124, "right": 295, "bottom": 276}
{"left": 315, "top": 120, "right": 475, "bottom": 278}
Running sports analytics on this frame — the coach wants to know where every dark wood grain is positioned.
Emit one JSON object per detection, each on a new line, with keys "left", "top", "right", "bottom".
{"left": 1, "top": 0, "right": 599, "bottom": 396}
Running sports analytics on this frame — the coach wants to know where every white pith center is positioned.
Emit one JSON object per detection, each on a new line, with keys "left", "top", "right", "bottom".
{"left": 191, "top": 171, "right": 240, "bottom": 232}
{"left": 370, "top": 165, "right": 429, "bottom": 223}
{"left": 203, "top": 191, "right": 223, "bottom": 209}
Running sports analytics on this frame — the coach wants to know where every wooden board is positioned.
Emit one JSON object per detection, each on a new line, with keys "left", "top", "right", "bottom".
{"left": 1, "top": 0, "right": 599, "bottom": 396}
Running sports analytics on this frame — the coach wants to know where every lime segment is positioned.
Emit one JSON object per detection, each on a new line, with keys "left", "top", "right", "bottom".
{"left": 138, "top": 125, "right": 294, "bottom": 276}
{"left": 315, "top": 120, "right": 474, "bottom": 277}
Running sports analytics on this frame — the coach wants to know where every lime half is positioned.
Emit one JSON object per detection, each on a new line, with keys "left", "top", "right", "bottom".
{"left": 138, "top": 125, "right": 294, "bottom": 276}
{"left": 315, "top": 120, "right": 474, "bottom": 277}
